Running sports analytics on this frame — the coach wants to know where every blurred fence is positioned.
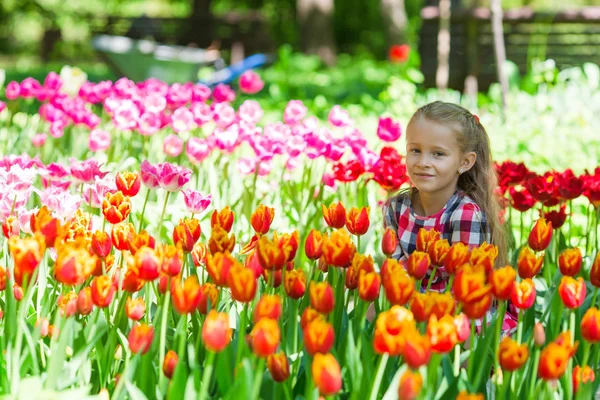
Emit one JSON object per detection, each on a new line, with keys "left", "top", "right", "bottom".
{"left": 419, "top": 6, "right": 600, "bottom": 90}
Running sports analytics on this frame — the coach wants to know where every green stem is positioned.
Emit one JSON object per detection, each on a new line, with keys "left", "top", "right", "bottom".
{"left": 158, "top": 293, "right": 171, "bottom": 386}
{"left": 453, "top": 343, "right": 461, "bottom": 377}
{"left": 493, "top": 301, "right": 508, "bottom": 373}
{"left": 156, "top": 191, "right": 171, "bottom": 238}
{"left": 517, "top": 310, "right": 524, "bottom": 344}
{"left": 137, "top": 188, "right": 151, "bottom": 232}
{"left": 368, "top": 353, "right": 389, "bottom": 400}
{"left": 251, "top": 358, "right": 266, "bottom": 400}
{"left": 498, "top": 370, "right": 512, "bottom": 400}
{"left": 199, "top": 351, "right": 217, "bottom": 400}
{"left": 527, "top": 349, "right": 540, "bottom": 398}
{"left": 235, "top": 303, "right": 249, "bottom": 369}
{"left": 582, "top": 341, "right": 591, "bottom": 367}
{"left": 467, "top": 319, "right": 476, "bottom": 379}
{"left": 592, "top": 288, "right": 598, "bottom": 308}
{"left": 425, "top": 265, "right": 438, "bottom": 293}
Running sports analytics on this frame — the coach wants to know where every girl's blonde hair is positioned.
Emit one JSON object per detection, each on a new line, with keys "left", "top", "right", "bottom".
{"left": 409, "top": 101, "right": 507, "bottom": 267}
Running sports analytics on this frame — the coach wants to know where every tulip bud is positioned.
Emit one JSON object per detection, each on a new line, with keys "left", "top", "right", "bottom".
{"left": 534, "top": 322, "right": 546, "bottom": 347}
{"left": 162, "top": 350, "right": 178, "bottom": 379}
{"left": 381, "top": 228, "right": 397, "bottom": 257}
{"left": 528, "top": 218, "right": 552, "bottom": 252}
{"left": 322, "top": 202, "right": 346, "bottom": 229}
{"left": 128, "top": 324, "right": 154, "bottom": 354}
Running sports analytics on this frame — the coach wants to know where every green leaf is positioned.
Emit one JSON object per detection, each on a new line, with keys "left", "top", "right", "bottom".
{"left": 125, "top": 380, "right": 149, "bottom": 400}
{"left": 45, "top": 317, "right": 72, "bottom": 391}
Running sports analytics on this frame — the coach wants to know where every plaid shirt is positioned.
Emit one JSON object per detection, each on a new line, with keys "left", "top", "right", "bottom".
{"left": 383, "top": 190, "right": 518, "bottom": 334}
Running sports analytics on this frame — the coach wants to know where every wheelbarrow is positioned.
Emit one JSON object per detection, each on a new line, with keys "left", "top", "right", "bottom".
{"left": 92, "top": 34, "right": 272, "bottom": 86}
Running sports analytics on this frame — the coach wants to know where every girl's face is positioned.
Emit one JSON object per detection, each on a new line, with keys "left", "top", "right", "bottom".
{"left": 406, "top": 118, "right": 475, "bottom": 199}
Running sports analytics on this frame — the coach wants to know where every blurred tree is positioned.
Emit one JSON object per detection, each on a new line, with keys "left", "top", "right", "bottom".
{"left": 297, "top": 0, "right": 337, "bottom": 65}
{"left": 188, "top": 0, "right": 213, "bottom": 47}
{"left": 380, "top": 0, "right": 408, "bottom": 46}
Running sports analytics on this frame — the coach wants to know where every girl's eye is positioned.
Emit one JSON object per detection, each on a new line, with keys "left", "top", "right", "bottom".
{"left": 433, "top": 152, "right": 445, "bottom": 157}
{"left": 410, "top": 149, "right": 420, "bottom": 154}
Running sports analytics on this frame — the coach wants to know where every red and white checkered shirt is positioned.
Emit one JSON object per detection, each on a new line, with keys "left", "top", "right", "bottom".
{"left": 383, "top": 190, "right": 518, "bottom": 334}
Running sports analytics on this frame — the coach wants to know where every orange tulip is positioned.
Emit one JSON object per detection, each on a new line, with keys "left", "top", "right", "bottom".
{"left": 373, "top": 306, "right": 415, "bottom": 355}
{"left": 57, "top": 291, "right": 78, "bottom": 317}
{"left": 559, "top": 247, "right": 582, "bottom": 277}
{"left": 358, "top": 271, "right": 381, "bottom": 302}
{"left": 2, "top": 215, "right": 19, "bottom": 239}
{"left": 227, "top": 264, "right": 257, "bottom": 303}
{"left": 116, "top": 171, "right": 141, "bottom": 197}
{"left": 462, "top": 292, "right": 493, "bottom": 320}
{"left": 310, "top": 282, "right": 335, "bottom": 314}
{"left": 198, "top": 283, "right": 220, "bottom": 314}
{"left": 254, "top": 295, "right": 282, "bottom": 322}
{"left": 157, "top": 243, "right": 183, "bottom": 277}
{"left": 381, "top": 228, "right": 398, "bottom": 257}
{"left": 9, "top": 234, "right": 45, "bottom": 287}
{"left": 410, "top": 292, "right": 429, "bottom": 323}
{"left": 312, "top": 353, "right": 342, "bottom": 396}
{"left": 554, "top": 331, "right": 579, "bottom": 357}
{"left": 406, "top": 251, "right": 430, "bottom": 280}
{"left": 346, "top": 206, "right": 370, "bottom": 236}
{"left": 162, "top": 350, "right": 178, "bottom": 379}
{"left": 256, "top": 235, "right": 290, "bottom": 270}
{"left": 538, "top": 342, "right": 570, "bottom": 380}
{"left": 581, "top": 307, "right": 600, "bottom": 343}
{"left": 559, "top": 276, "right": 586, "bottom": 309}
{"left": 403, "top": 332, "right": 431, "bottom": 369}
{"left": 77, "top": 287, "right": 93, "bottom": 315}
{"left": 202, "top": 310, "right": 232, "bottom": 352}
{"left": 91, "top": 230, "right": 112, "bottom": 258}
{"left": 416, "top": 228, "right": 440, "bottom": 253}
{"left": 573, "top": 365, "right": 595, "bottom": 393}
{"left": 321, "top": 229, "right": 356, "bottom": 268}
{"left": 127, "top": 229, "right": 156, "bottom": 255}
{"left": 121, "top": 265, "right": 145, "bottom": 293}
{"left": 102, "top": 191, "right": 131, "bottom": 225}
{"left": 442, "top": 242, "right": 470, "bottom": 274}
{"left": 111, "top": 222, "right": 135, "bottom": 251}
{"left": 398, "top": 370, "right": 422, "bottom": 400}
{"left": 322, "top": 202, "right": 346, "bottom": 229}
{"left": 528, "top": 217, "right": 553, "bottom": 252}
{"left": 489, "top": 265, "right": 516, "bottom": 301}
{"left": 171, "top": 276, "right": 202, "bottom": 314}
{"left": 210, "top": 206, "right": 234, "bottom": 232}
{"left": 205, "top": 251, "right": 237, "bottom": 286}
{"left": 454, "top": 313, "right": 471, "bottom": 343}
{"left": 284, "top": 268, "right": 306, "bottom": 299}
{"left": 13, "top": 283, "right": 23, "bottom": 301}
{"left": 134, "top": 246, "right": 161, "bottom": 281}
{"left": 91, "top": 275, "right": 115, "bottom": 308}
{"left": 511, "top": 278, "right": 536, "bottom": 309}
{"left": 249, "top": 318, "right": 280, "bottom": 357}
{"left": 274, "top": 231, "right": 299, "bottom": 262}
{"left": 267, "top": 351, "right": 290, "bottom": 382}
{"left": 305, "top": 229, "right": 324, "bottom": 260}
{"left": 517, "top": 247, "right": 544, "bottom": 279}
{"left": 54, "top": 245, "right": 98, "bottom": 286}
{"left": 304, "top": 318, "right": 335, "bottom": 355}
{"left": 452, "top": 264, "right": 488, "bottom": 303}
{"left": 126, "top": 297, "right": 146, "bottom": 321}
{"left": 591, "top": 252, "right": 600, "bottom": 288}
{"left": 128, "top": 324, "right": 154, "bottom": 354}
{"left": 498, "top": 337, "right": 529, "bottom": 371}
{"left": 30, "top": 206, "right": 61, "bottom": 247}
{"left": 192, "top": 242, "right": 208, "bottom": 267}
{"left": 383, "top": 267, "right": 414, "bottom": 306}
{"left": 250, "top": 204, "right": 275, "bottom": 234}
{"left": 208, "top": 226, "right": 236, "bottom": 255}
{"left": 173, "top": 218, "right": 200, "bottom": 253}
{"left": 469, "top": 243, "right": 497, "bottom": 274}
{"left": 300, "top": 307, "right": 324, "bottom": 330}
{"left": 427, "top": 292, "right": 457, "bottom": 319}
{"left": 427, "top": 314, "right": 458, "bottom": 353}
{"left": 428, "top": 238, "right": 450, "bottom": 267}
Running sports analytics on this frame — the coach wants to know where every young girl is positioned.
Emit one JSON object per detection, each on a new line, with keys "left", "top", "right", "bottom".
{"left": 383, "top": 101, "right": 516, "bottom": 331}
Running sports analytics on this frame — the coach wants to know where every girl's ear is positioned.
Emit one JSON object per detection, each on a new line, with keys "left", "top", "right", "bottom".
{"left": 460, "top": 152, "right": 477, "bottom": 173}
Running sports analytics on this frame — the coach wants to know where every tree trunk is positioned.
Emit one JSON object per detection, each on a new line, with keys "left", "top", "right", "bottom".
{"left": 380, "top": 0, "right": 408, "bottom": 46}
{"left": 435, "top": 0, "right": 451, "bottom": 91}
{"left": 297, "top": 0, "right": 337, "bottom": 66}
{"left": 189, "top": 0, "right": 213, "bottom": 47}
{"left": 491, "top": 0, "right": 508, "bottom": 112}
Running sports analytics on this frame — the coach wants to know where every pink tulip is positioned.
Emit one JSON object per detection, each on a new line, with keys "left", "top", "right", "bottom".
{"left": 192, "top": 84, "right": 211, "bottom": 102}
{"left": 19, "top": 78, "right": 41, "bottom": 99}
{"left": 166, "top": 83, "right": 192, "bottom": 107}
{"left": 163, "top": 134, "right": 184, "bottom": 157}
{"left": 239, "top": 71, "right": 264, "bottom": 94}
{"left": 212, "top": 83, "right": 236, "bottom": 103}
{"left": 0, "top": 101, "right": 6, "bottom": 114}
{"left": 5, "top": 81, "right": 21, "bottom": 100}
{"left": 40, "top": 186, "right": 83, "bottom": 220}
{"left": 190, "top": 102, "right": 212, "bottom": 126}
{"left": 32, "top": 133, "right": 47, "bottom": 148}
{"left": 140, "top": 160, "right": 160, "bottom": 189}
{"left": 113, "top": 100, "right": 140, "bottom": 131}
{"left": 212, "top": 102, "right": 236, "bottom": 129}
{"left": 143, "top": 92, "right": 167, "bottom": 114}
{"left": 89, "top": 129, "right": 111, "bottom": 152}
{"left": 156, "top": 162, "right": 192, "bottom": 191}
{"left": 138, "top": 112, "right": 162, "bottom": 136}
{"left": 171, "top": 107, "right": 196, "bottom": 133}
{"left": 84, "top": 175, "right": 117, "bottom": 208}
{"left": 237, "top": 157, "right": 272, "bottom": 176}
{"left": 283, "top": 100, "right": 307, "bottom": 125}
{"left": 328, "top": 105, "right": 353, "bottom": 128}
{"left": 213, "top": 125, "right": 239, "bottom": 153}
{"left": 181, "top": 189, "right": 212, "bottom": 214}
{"left": 186, "top": 137, "right": 212, "bottom": 165}
{"left": 376, "top": 116, "right": 402, "bottom": 142}
{"left": 70, "top": 159, "right": 108, "bottom": 183}
{"left": 238, "top": 100, "right": 263, "bottom": 124}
